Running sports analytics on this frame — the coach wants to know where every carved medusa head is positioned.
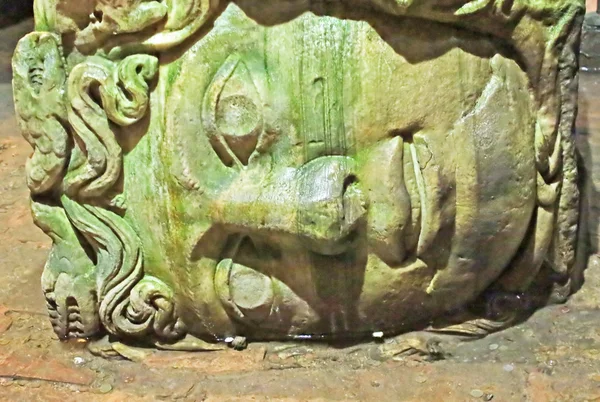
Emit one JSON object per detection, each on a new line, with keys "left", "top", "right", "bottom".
{"left": 13, "top": 0, "right": 583, "bottom": 347}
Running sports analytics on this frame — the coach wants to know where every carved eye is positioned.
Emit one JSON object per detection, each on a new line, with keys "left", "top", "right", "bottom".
{"left": 203, "top": 57, "right": 263, "bottom": 167}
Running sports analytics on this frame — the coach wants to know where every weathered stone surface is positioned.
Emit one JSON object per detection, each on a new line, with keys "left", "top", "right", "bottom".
{"left": 0, "top": 307, "right": 12, "bottom": 335}
{"left": 11, "top": 0, "right": 584, "bottom": 348}
{"left": 142, "top": 347, "right": 266, "bottom": 372}
{"left": 577, "top": 73, "right": 600, "bottom": 256}
{"left": 0, "top": 351, "right": 95, "bottom": 385}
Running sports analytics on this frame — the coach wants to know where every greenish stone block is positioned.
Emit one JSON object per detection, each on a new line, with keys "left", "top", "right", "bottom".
{"left": 12, "top": 0, "right": 584, "bottom": 350}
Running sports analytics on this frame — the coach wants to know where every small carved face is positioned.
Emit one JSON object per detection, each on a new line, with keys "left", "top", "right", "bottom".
{"left": 120, "top": 4, "right": 555, "bottom": 339}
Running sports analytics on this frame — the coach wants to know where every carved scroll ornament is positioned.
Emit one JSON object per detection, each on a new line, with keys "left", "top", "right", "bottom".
{"left": 13, "top": 0, "right": 583, "bottom": 347}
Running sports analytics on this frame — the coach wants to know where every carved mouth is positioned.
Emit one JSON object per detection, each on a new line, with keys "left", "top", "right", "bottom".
{"left": 211, "top": 229, "right": 368, "bottom": 335}
{"left": 45, "top": 290, "right": 88, "bottom": 339}
{"left": 213, "top": 233, "right": 323, "bottom": 334}
{"left": 42, "top": 269, "right": 101, "bottom": 340}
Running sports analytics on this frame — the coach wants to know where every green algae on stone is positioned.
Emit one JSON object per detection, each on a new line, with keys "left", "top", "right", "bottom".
{"left": 12, "top": 0, "right": 584, "bottom": 348}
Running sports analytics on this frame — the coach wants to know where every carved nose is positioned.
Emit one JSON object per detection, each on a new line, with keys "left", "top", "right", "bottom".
{"left": 211, "top": 156, "right": 367, "bottom": 255}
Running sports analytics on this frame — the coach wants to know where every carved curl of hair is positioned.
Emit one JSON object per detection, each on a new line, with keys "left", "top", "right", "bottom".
{"left": 15, "top": 0, "right": 583, "bottom": 342}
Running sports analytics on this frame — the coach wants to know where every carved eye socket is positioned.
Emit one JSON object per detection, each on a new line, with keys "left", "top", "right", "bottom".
{"left": 203, "top": 57, "right": 263, "bottom": 167}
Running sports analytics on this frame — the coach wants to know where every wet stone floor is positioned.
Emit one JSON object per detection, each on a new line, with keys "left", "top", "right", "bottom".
{"left": 1, "top": 20, "right": 600, "bottom": 402}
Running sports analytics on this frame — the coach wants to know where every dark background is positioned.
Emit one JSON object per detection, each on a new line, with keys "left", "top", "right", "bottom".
{"left": 0, "top": 1, "right": 33, "bottom": 28}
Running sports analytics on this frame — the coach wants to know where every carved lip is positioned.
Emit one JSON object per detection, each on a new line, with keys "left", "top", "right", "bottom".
{"left": 212, "top": 232, "right": 365, "bottom": 334}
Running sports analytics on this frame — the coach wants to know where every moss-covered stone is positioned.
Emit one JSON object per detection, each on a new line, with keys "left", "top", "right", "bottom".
{"left": 12, "top": 0, "right": 584, "bottom": 347}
